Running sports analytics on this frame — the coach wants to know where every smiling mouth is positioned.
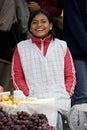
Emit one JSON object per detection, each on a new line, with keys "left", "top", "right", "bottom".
{"left": 36, "top": 28, "right": 44, "bottom": 31}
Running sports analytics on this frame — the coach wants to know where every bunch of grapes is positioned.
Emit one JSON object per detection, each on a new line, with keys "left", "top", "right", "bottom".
{"left": 0, "top": 106, "right": 55, "bottom": 130}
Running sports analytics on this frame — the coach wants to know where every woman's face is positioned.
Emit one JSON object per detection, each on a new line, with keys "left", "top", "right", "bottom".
{"left": 30, "top": 13, "right": 53, "bottom": 39}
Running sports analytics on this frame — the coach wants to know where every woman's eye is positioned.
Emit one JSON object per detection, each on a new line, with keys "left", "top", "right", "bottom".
{"left": 32, "top": 21, "right": 37, "bottom": 24}
{"left": 42, "top": 20, "right": 46, "bottom": 23}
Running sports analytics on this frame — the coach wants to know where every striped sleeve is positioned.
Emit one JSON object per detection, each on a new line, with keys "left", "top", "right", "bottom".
{"left": 64, "top": 48, "right": 76, "bottom": 96}
{"left": 11, "top": 48, "right": 29, "bottom": 96}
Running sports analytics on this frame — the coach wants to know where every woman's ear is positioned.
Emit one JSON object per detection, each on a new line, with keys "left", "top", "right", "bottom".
{"left": 50, "top": 23, "right": 53, "bottom": 30}
{"left": 30, "top": 28, "right": 32, "bottom": 33}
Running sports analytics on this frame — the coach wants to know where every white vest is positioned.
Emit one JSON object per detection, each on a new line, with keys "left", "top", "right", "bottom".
{"left": 18, "top": 39, "right": 70, "bottom": 100}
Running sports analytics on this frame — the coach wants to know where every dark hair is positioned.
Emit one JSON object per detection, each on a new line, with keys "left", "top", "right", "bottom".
{"left": 28, "top": 9, "right": 55, "bottom": 39}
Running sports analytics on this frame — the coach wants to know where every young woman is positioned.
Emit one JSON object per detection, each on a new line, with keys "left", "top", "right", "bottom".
{"left": 12, "top": 9, "right": 76, "bottom": 129}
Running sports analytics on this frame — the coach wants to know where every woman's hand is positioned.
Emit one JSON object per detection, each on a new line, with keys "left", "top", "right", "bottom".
{"left": 28, "top": 2, "right": 40, "bottom": 12}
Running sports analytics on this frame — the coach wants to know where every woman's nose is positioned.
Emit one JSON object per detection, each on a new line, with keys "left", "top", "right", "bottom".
{"left": 37, "top": 21, "right": 42, "bottom": 26}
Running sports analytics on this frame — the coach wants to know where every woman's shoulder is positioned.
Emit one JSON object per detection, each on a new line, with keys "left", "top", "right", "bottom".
{"left": 18, "top": 39, "right": 31, "bottom": 46}
{"left": 55, "top": 38, "right": 67, "bottom": 46}
{"left": 54, "top": 38, "right": 68, "bottom": 52}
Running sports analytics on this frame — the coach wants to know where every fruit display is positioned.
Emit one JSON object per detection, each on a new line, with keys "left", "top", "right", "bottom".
{"left": 0, "top": 106, "right": 55, "bottom": 130}
{"left": 0, "top": 94, "right": 34, "bottom": 105}
{"left": 0, "top": 90, "right": 57, "bottom": 128}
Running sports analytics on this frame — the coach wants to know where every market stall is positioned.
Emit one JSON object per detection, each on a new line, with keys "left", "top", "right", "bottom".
{"left": 0, "top": 90, "right": 57, "bottom": 129}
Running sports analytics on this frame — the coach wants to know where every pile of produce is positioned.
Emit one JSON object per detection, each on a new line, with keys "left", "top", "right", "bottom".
{"left": 0, "top": 94, "right": 33, "bottom": 105}
{"left": 0, "top": 106, "right": 55, "bottom": 130}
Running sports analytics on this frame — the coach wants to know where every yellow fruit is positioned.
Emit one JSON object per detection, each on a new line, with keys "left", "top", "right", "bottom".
{"left": 1, "top": 101, "right": 7, "bottom": 104}
{"left": 1, "top": 95, "right": 9, "bottom": 101}
{"left": 13, "top": 100, "right": 19, "bottom": 105}
{"left": 7, "top": 100, "right": 12, "bottom": 105}
{"left": 22, "top": 97, "right": 31, "bottom": 101}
